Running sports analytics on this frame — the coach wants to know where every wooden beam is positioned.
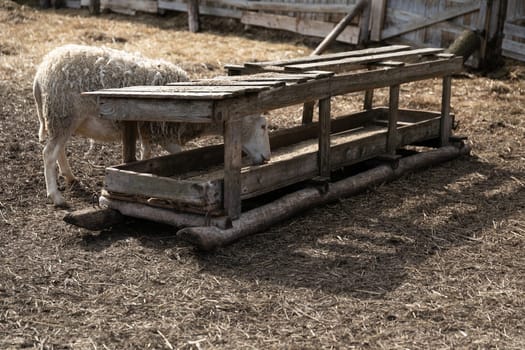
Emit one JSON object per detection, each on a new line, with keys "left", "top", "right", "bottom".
{"left": 440, "top": 76, "right": 452, "bottom": 146}
{"left": 381, "top": 2, "right": 480, "bottom": 40}
{"left": 187, "top": 0, "right": 200, "bottom": 33}
{"left": 312, "top": 0, "right": 368, "bottom": 55}
{"left": 370, "top": 0, "right": 387, "bottom": 41}
{"left": 223, "top": 116, "right": 243, "bottom": 219}
{"left": 122, "top": 121, "right": 137, "bottom": 163}
{"left": 318, "top": 97, "right": 331, "bottom": 178}
{"left": 241, "top": 11, "right": 360, "bottom": 45}
{"left": 387, "top": 85, "right": 400, "bottom": 154}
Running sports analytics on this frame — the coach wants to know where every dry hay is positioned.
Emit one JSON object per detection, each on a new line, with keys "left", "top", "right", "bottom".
{"left": 1, "top": 1, "right": 524, "bottom": 349}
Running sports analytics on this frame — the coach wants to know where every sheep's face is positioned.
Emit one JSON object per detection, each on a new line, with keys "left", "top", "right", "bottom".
{"left": 242, "top": 114, "right": 271, "bottom": 165}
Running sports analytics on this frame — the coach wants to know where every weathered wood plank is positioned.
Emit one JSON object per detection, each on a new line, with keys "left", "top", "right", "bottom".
{"left": 87, "top": 90, "right": 237, "bottom": 100}
{"left": 283, "top": 48, "right": 445, "bottom": 72}
{"left": 94, "top": 85, "right": 272, "bottom": 94}
{"left": 318, "top": 97, "right": 331, "bottom": 178}
{"left": 241, "top": 11, "right": 360, "bottom": 45}
{"left": 223, "top": 116, "right": 243, "bottom": 219}
{"left": 105, "top": 168, "right": 222, "bottom": 209}
{"left": 99, "top": 196, "right": 231, "bottom": 229}
{"left": 440, "top": 76, "right": 452, "bottom": 146}
{"left": 97, "top": 98, "right": 213, "bottom": 122}
{"left": 244, "top": 45, "right": 411, "bottom": 68}
{"left": 370, "top": 0, "right": 387, "bottom": 41}
{"left": 122, "top": 121, "right": 137, "bottom": 163}
{"left": 312, "top": 0, "right": 368, "bottom": 55}
{"left": 387, "top": 85, "right": 400, "bottom": 154}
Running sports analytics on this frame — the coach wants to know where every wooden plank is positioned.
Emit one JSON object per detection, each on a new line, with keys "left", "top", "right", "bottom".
{"left": 241, "top": 11, "right": 360, "bottom": 45}
{"left": 387, "top": 85, "right": 400, "bottom": 154}
{"left": 505, "top": 22, "right": 525, "bottom": 39}
{"left": 245, "top": 45, "right": 411, "bottom": 68}
{"left": 221, "top": 57, "right": 464, "bottom": 119}
{"left": 440, "top": 76, "right": 452, "bottom": 146}
{"left": 202, "top": 0, "right": 361, "bottom": 14}
{"left": 312, "top": 0, "right": 369, "bottom": 55}
{"left": 502, "top": 40, "right": 525, "bottom": 61}
{"left": 318, "top": 98, "right": 331, "bottom": 178}
{"left": 92, "top": 84, "right": 271, "bottom": 95}
{"left": 283, "top": 48, "right": 445, "bottom": 72}
{"left": 122, "top": 121, "right": 137, "bottom": 163}
{"left": 159, "top": 0, "right": 242, "bottom": 18}
{"left": 86, "top": 90, "right": 237, "bottom": 100}
{"left": 97, "top": 98, "right": 213, "bottom": 122}
{"left": 105, "top": 168, "right": 222, "bottom": 208}
{"left": 381, "top": 2, "right": 480, "bottom": 40}
{"left": 168, "top": 80, "right": 286, "bottom": 87}
{"left": 187, "top": 0, "right": 200, "bottom": 33}
{"left": 101, "top": 0, "right": 157, "bottom": 13}
{"left": 370, "top": 0, "right": 387, "bottom": 41}
{"left": 223, "top": 116, "right": 243, "bottom": 219}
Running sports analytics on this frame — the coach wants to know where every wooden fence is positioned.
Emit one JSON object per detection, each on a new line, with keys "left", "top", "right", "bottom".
{"left": 63, "top": 0, "right": 520, "bottom": 64}
{"left": 503, "top": 0, "right": 525, "bottom": 61}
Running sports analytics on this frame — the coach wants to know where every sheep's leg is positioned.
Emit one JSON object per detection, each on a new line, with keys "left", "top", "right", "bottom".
{"left": 43, "top": 137, "right": 68, "bottom": 207}
{"left": 58, "top": 146, "right": 76, "bottom": 184}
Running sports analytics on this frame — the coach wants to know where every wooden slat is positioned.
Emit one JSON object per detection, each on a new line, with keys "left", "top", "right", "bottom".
{"left": 223, "top": 116, "right": 243, "bottom": 219}
{"left": 105, "top": 168, "right": 222, "bottom": 208}
{"left": 245, "top": 45, "right": 411, "bottom": 68}
{"left": 122, "top": 121, "right": 137, "bottom": 163}
{"left": 381, "top": 2, "right": 480, "bottom": 40}
{"left": 440, "top": 76, "right": 452, "bottom": 146}
{"left": 370, "top": 0, "right": 387, "bottom": 41}
{"left": 318, "top": 97, "right": 331, "bottom": 178}
{"left": 387, "top": 85, "right": 400, "bottom": 154}
{"left": 241, "top": 11, "right": 360, "bottom": 45}
{"left": 283, "top": 48, "right": 445, "bottom": 72}
{"left": 97, "top": 98, "right": 213, "bottom": 122}
{"left": 168, "top": 80, "right": 286, "bottom": 88}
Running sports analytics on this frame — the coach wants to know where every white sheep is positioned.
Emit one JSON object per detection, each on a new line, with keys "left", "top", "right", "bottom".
{"left": 34, "top": 44, "right": 271, "bottom": 207}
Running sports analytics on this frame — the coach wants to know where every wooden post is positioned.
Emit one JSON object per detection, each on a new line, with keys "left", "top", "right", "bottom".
{"left": 358, "top": 0, "right": 371, "bottom": 45}
{"left": 370, "top": 0, "right": 387, "bottom": 41}
{"left": 302, "top": 101, "right": 315, "bottom": 124}
{"left": 387, "top": 85, "right": 400, "bottom": 154}
{"left": 364, "top": 67, "right": 374, "bottom": 110}
{"left": 223, "top": 116, "right": 243, "bottom": 219}
{"left": 318, "top": 97, "right": 331, "bottom": 178}
{"left": 312, "top": 0, "right": 368, "bottom": 55}
{"left": 188, "top": 0, "right": 200, "bottom": 33}
{"left": 122, "top": 121, "right": 137, "bottom": 163}
{"left": 440, "top": 76, "right": 452, "bottom": 146}
{"left": 88, "top": 0, "right": 100, "bottom": 15}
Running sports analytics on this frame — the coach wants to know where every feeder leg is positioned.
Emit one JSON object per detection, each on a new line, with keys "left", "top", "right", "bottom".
{"left": 224, "top": 117, "right": 242, "bottom": 219}
{"left": 387, "top": 85, "right": 400, "bottom": 154}
{"left": 318, "top": 97, "right": 331, "bottom": 178}
{"left": 440, "top": 76, "right": 452, "bottom": 146}
{"left": 122, "top": 121, "right": 137, "bottom": 163}
{"left": 302, "top": 101, "right": 315, "bottom": 124}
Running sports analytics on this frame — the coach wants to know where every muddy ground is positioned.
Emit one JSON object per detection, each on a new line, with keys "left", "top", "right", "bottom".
{"left": 1, "top": 1, "right": 524, "bottom": 349}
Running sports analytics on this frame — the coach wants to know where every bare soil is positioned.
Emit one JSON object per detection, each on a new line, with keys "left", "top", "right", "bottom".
{"left": 1, "top": 1, "right": 524, "bottom": 349}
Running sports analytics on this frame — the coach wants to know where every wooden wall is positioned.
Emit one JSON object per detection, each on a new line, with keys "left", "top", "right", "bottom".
{"left": 503, "top": 0, "right": 525, "bottom": 61}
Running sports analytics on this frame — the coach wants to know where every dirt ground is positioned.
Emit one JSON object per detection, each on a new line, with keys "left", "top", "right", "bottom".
{"left": 1, "top": 1, "right": 524, "bottom": 349}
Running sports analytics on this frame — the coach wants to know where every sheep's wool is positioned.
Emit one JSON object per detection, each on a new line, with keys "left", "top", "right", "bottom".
{"left": 34, "top": 44, "right": 190, "bottom": 140}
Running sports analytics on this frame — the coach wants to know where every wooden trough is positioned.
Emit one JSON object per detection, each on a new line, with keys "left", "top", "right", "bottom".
{"left": 66, "top": 45, "right": 469, "bottom": 250}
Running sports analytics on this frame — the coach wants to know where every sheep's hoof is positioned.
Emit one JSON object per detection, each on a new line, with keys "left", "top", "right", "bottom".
{"left": 49, "top": 193, "right": 69, "bottom": 208}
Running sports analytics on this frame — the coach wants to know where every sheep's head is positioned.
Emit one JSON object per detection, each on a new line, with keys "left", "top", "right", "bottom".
{"left": 241, "top": 114, "right": 271, "bottom": 165}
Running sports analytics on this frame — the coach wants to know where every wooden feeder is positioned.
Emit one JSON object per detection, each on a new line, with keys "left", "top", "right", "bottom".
{"left": 66, "top": 45, "right": 469, "bottom": 250}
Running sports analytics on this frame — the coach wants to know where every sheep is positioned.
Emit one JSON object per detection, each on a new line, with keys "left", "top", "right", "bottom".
{"left": 34, "top": 44, "right": 271, "bottom": 207}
